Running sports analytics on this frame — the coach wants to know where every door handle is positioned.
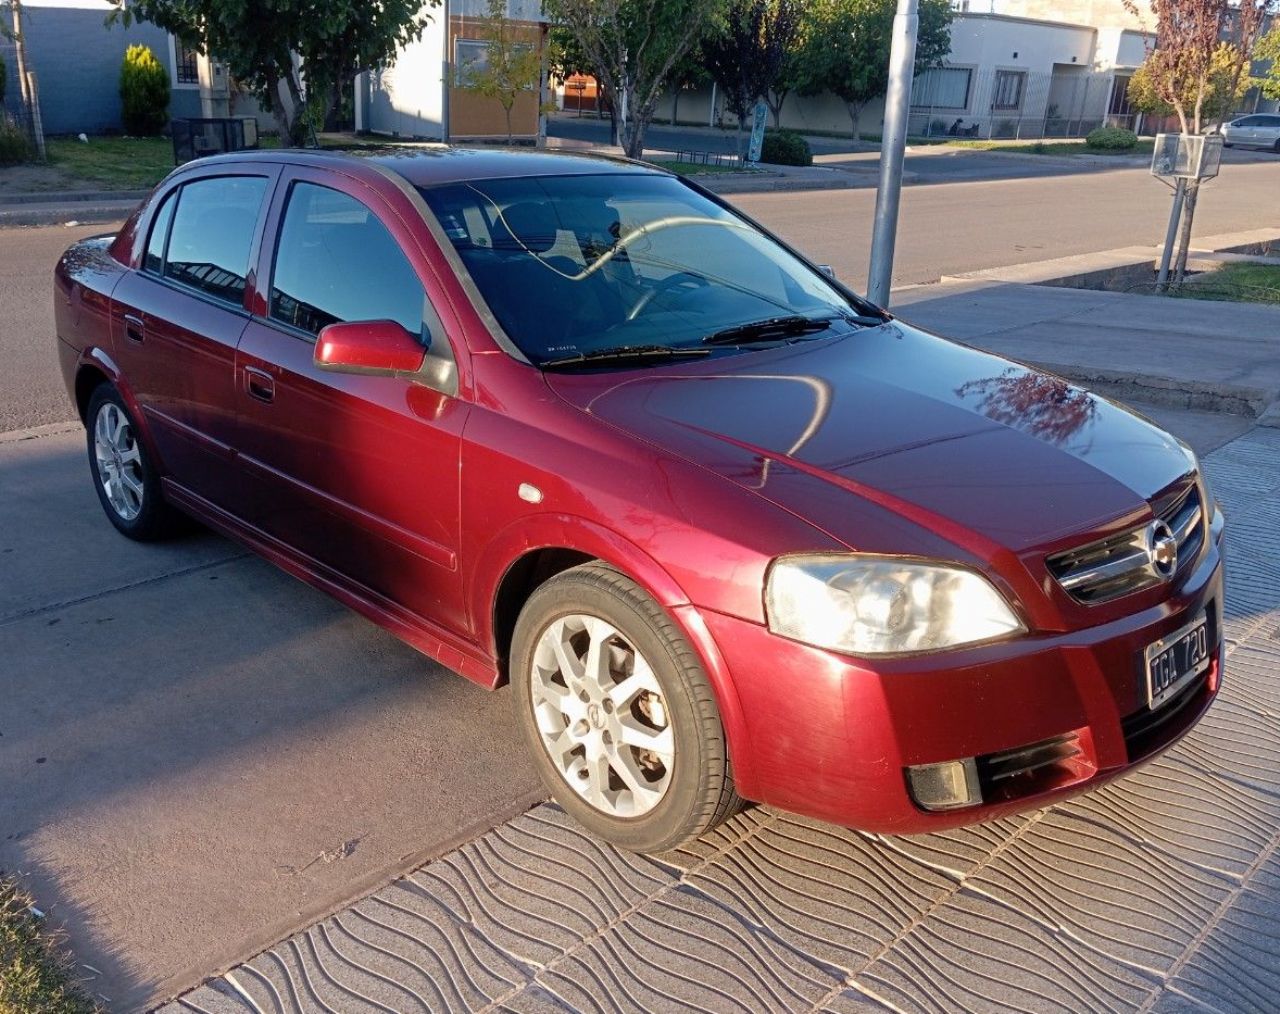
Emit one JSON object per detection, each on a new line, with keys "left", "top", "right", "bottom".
{"left": 244, "top": 366, "right": 275, "bottom": 403}
{"left": 123, "top": 313, "right": 145, "bottom": 344}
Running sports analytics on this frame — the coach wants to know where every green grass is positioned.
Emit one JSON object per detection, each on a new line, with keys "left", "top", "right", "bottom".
{"left": 0, "top": 877, "right": 99, "bottom": 1014}
{"left": 45, "top": 136, "right": 179, "bottom": 189}
{"left": 648, "top": 159, "right": 760, "bottom": 176}
{"left": 1172, "top": 262, "right": 1280, "bottom": 304}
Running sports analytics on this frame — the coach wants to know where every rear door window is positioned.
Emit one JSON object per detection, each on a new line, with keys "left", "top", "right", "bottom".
{"left": 269, "top": 182, "right": 426, "bottom": 339}
{"left": 163, "top": 176, "right": 269, "bottom": 304}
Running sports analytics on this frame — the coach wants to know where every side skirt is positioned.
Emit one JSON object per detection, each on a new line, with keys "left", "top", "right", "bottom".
{"left": 162, "top": 478, "right": 501, "bottom": 689}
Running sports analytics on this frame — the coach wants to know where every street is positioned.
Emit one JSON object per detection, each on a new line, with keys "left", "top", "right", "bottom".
{"left": 6, "top": 156, "right": 1279, "bottom": 431}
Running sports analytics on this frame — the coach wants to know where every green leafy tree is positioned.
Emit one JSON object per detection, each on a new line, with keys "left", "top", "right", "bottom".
{"left": 765, "top": 28, "right": 804, "bottom": 127}
{"left": 665, "top": 50, "right": 710, "bottom": 126}
{"left": 702, "top": 0, "right": 802, "bottom": 155}
{"left": 1256, "top": 22, "right": 1280, "bottom": 101}
{"left": 464, "top": 0, "right": 544, "bottom": 142}
{"left": 0, "top": 51, "right": 6, "bottom": 106}
{"left": 108, "top": 0, "right": 436, "bottom": 145}
{"left": 545, "top": 0, "right": 727, "bottom": 159}
{"left": 119, "top": 43, "right": 170, "bottom": 136}
{"left": 791, "top": 0, "right": 952, "bottom": 142}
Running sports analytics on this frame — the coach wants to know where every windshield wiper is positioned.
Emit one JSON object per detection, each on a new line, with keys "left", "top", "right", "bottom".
{"left": 540, "top": 344, "right": 712, "bottom": 369}
{"left": 701, "top": 312, "right": 883, "bottom": 346}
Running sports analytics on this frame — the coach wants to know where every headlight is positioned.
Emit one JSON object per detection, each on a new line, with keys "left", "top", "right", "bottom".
{"left": 765, "top": 554, "right": 1024, "bottom": 656}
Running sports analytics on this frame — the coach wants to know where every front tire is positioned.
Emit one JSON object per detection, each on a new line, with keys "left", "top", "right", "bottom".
{"left": 86, "top": 384, "right": 183, "bottom": 540}
{"left": 510, "top": 563, "right": 741, "bottom": 852}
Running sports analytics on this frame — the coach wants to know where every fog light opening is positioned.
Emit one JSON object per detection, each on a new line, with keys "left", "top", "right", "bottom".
{"left": 907, "top": 758, "right": 983, "bottom": 811}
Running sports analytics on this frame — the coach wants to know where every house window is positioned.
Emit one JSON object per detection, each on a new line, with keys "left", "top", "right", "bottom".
{"left": 911, "top": 67, "right": 972, "bottom": 110}
{"left": 454, "top": 39, "right": 491, "bottom": 87}
{"left": 176, "top": 40, "right": 200, "bottom": 85}
{"left": 992, "top": 70, "right": 1026, "bottom": 111}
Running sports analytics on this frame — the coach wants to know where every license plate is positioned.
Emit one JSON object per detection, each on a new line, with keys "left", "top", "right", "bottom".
{"left": 1144, "top": 613, "right": 1211, "bottom": 709}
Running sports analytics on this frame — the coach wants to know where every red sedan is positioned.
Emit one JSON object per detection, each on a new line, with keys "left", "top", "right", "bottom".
{"left": 55, "top": 149, "right": 1223, "bottom": 851}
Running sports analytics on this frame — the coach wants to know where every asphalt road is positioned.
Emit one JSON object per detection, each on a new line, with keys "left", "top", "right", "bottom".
{"left": 7, "top": 156, "right": 1277, "bottom": 432}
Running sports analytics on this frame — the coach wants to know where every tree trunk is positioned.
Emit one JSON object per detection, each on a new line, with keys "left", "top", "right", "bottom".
{"left": 505, "top": 102, "right": 514, "bottom": 144}
{"left": 1173, "top": 179, "right": 1200, "bottom": 285}
{"left": 847, "top": 102, "right": 862, "bottom": 143}
{"left": 671, "top": 88, "right": 681, "bottom": 127}
{"left": 269, "top": 74, "right": 311, "bottom": 146}
{"left": 767, "top": 90, "right": 788, "bottom": 129}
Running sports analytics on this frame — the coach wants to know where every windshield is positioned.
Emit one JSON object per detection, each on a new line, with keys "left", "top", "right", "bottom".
{"left": 418, "top": 173, "right": 875, "bottom": 366}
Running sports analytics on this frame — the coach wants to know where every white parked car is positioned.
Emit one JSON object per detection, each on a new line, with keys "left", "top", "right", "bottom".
{"left": 1220, "top": 113, "right": 1280, "bottom": 152}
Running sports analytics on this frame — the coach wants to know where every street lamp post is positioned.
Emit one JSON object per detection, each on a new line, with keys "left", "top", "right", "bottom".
{"left": 866, "top": 0, "right": 919, "bottom": 308}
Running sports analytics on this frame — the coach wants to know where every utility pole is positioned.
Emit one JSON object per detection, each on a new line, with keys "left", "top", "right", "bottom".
{"left": 866, "top": 0, "right": 918, "bottom": 308}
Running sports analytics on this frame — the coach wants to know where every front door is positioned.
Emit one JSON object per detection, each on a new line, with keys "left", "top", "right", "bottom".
{"left": 233, "top": 172, "right": 470, "bottom": 637}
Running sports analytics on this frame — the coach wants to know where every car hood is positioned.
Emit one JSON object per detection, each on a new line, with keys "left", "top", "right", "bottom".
{"left": 542, "top": 323, "right": 1194, "bottom": 556}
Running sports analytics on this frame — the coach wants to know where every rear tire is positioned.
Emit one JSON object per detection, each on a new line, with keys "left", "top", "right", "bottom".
{"left": 510, "top": 562, "right": 741, "bottom": 852}
{"left": 86, "top": 384, "right": 184, "bottom": 541}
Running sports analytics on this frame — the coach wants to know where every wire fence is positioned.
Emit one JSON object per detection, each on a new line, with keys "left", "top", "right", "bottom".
{"left": 1, "top": 36, "right": 47, "bottom": 162}
{"left": 908, "top": 67, "right": 1136, "bottom": 141}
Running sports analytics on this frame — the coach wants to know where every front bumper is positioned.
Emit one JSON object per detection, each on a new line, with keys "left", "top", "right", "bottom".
{"left": 701, "top": 533, "right": 1224, "bottom": 835}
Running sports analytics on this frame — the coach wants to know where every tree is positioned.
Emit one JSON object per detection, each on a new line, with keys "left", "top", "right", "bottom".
{"left": 666, "top": 50, "right": 710, "bottom": 127}
{"left": 791, "top": 0, "right": 951, "bottom": 142}
{"left": 702, "top": 0, "right": 802, "bottom": 155}
{"left": 1127, "top": 43, "right": 1254, "bottom": 125}
{"left": 120, "top": 44, "right": 170, "bottom": 136}
{"left": 1123, "top": 0, "right": 1273, "bottom": 284}
{"left": 1256, "top": 22, "right": 1280, "bottom": 101}
{"left": 545, "top": 0, "right": 726, "bottom": 159}
{"left": 464, "top": 0, "right": 545, "bottom": 142}
{"left": 108, "top": 1, "right": 436, "bottom": 145}
{"left": 766, "top": 30, "right": 804, "bottom": 127}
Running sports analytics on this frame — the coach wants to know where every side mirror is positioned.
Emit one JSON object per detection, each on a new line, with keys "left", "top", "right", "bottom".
{"left": 315, "top": 320, "right": 426, "bottom": 377}
{"left": 818, "top": 264, "right": 837, "bottom": 279}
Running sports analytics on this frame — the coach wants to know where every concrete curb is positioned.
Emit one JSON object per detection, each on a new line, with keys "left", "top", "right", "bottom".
{"left": 0, "top": 189, "right": 150, "bottom": 206}
{"left": 0, "top": 202, "right": 135, "bottom": 228}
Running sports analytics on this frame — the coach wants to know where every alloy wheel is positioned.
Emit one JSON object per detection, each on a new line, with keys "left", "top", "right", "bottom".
{"left": 93, "top": 401, "right": 144, "bottom": 521}
{"left": 529, "top": 613, "right": 675, "bottom": 818}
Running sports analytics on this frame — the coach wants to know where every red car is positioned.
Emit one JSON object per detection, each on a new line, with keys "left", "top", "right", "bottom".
{"left": 56, "top": 149, "right": 1223, "bottom": 852}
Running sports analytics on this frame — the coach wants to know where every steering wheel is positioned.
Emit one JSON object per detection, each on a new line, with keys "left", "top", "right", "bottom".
{"left": 626, "top": 271, "right": 710, "bottom": 321}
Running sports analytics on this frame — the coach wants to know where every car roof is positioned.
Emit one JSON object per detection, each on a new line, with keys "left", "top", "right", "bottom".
{"left": 186, "top": 145, "right": 670, "bottom": 187}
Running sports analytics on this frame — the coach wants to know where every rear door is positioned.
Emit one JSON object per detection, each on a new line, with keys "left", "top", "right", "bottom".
{"left": 110, "top": 170, "right": 277, "bottom": 510}
{"left": 234, "top": 168, "right": 471, "bottom": 636}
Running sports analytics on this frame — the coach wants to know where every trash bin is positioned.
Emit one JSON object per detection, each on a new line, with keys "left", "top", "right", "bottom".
{"left": 171, "top": 117, "right": 260, "bottom": 164}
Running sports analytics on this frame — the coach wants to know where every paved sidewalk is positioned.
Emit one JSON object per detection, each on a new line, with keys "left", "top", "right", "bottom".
{"left": 163, "top": 422, "right": 1280, "bottom": 1013}
{"left": 893, "top": 278, "right": 1280, "bottom": 421}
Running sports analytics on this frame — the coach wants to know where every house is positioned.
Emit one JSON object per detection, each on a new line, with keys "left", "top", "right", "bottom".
{"left": 0, "top": 0, "right": 250, "bottom": 136}
{"left": 640, "top": 0, "right": 1276, "bottom": 140}
{"left": 354, "top": 0, "right": 550, "bottom": 142}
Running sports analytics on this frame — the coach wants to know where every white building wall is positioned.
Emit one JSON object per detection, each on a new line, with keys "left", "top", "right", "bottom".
{"left": 363, "top": 10, "right": 448, "bottom": 139}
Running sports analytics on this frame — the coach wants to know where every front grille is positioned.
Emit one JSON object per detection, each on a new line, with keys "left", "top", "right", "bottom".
{"left": 1047, "top": 483, "right": 1204, "bottom": 605}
